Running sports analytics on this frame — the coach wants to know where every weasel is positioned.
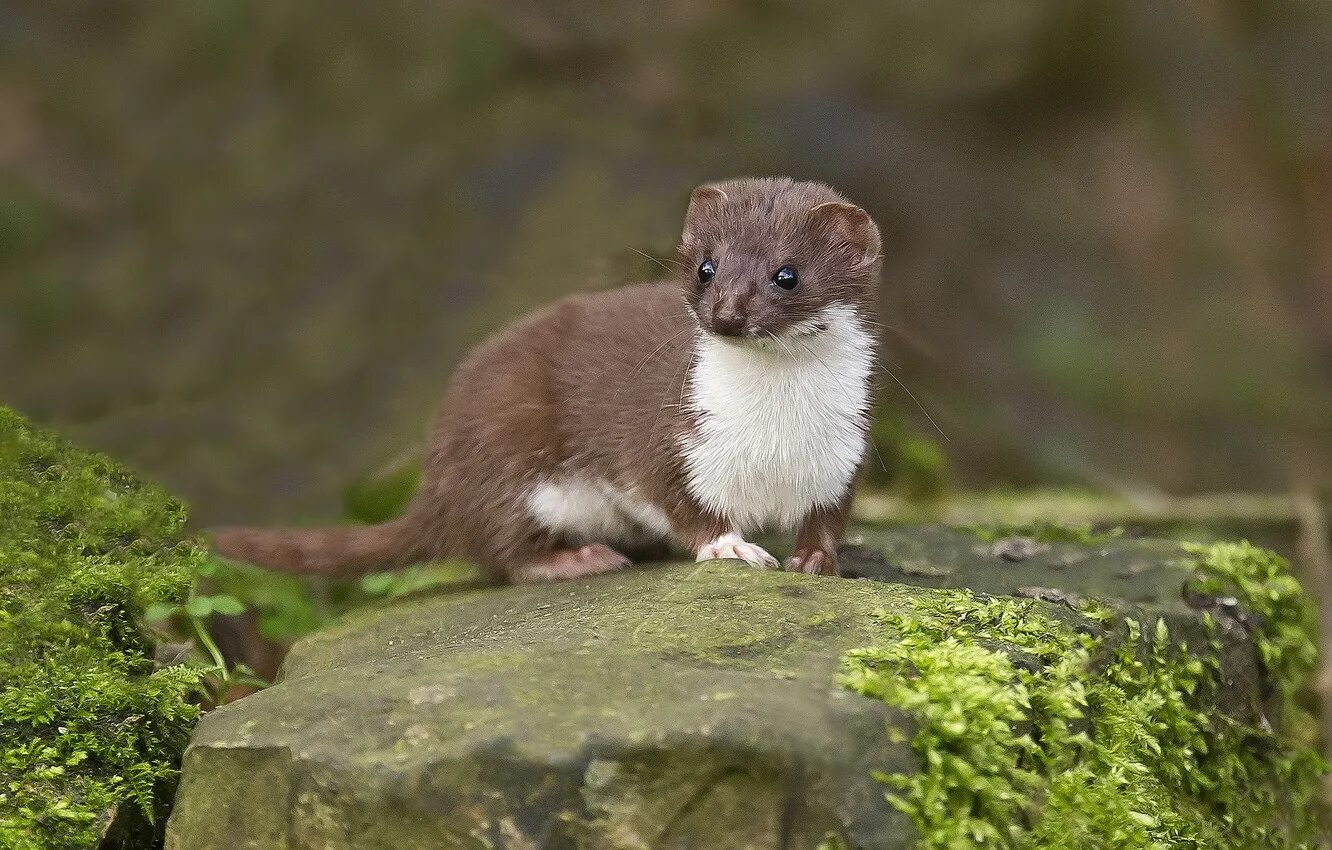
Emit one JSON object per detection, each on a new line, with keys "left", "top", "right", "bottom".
{"left": 213, "top": 177, "right": 881, "bottom": 582}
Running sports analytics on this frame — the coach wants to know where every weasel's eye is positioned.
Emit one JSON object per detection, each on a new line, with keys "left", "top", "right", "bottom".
{"left": 697, "top": 259, "right": 716, "bottom": 285}
{"left": 772, "top": 265, "right": 798, "bottom": 290}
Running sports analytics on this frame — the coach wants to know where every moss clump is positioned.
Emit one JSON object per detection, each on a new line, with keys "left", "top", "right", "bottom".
{"left": 840, "top": 553, "right": 1325, "bottom": 848}
{"left": 1183, "top": 540, "right": 1317, "bottom": 706}
{"left": 0, "top": 407, "right": 203, "bottom": 849}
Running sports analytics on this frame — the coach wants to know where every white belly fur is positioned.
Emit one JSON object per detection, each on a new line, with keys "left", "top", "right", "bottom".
{"left": 526, "top": 477, "right": 675, "bottom": 547}
{"left": 679, "top": 304, "right": 874, "bottom": 533}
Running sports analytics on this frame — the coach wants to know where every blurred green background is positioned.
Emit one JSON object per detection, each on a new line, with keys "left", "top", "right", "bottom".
{"left": 3, "top": 1, "right": 1329, "bottom": 525}
{"left": 3, "top": 0, "right": 1330, "bottom": 531}
{"left": 2, "top": 3, "right": 1329, "bottom": 548}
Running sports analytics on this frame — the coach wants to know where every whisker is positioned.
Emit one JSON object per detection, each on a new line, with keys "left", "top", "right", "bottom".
{"left": 630, "top": 247, "right": 683, "bottom": 274}
{"left": 880, "top": 365, "right": 951, "bottom": 443}
{"left": 789, "top": 335, "right": 893, "bottom": 477}
{"left": 677, "top": 337, "right": 698, "bottom": 415}
{"left": 875, "top": 323, "right": 938, "bottom": 362}
{"left": 791, "top": 313, "right": 949, "bottom": 443}
{"left": 648, "top": 330, "right": 699, "bottom": 446}
{"left": 622, "top": 325, "right": 695, "bottom": 387}
{"left": 765, "top": 331, "right": 797, "bottom": 359}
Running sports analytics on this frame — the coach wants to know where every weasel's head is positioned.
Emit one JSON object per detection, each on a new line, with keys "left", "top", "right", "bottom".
{"left": 677, "top": 177, "right": 881, "bottom": 343}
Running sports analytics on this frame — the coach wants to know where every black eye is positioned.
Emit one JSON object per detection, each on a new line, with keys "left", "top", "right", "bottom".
{"left": 697, "top": 259, "right": 716, "bottom": 285}
{"left": 772, "top": 265, "right": 798, "bottom": 290}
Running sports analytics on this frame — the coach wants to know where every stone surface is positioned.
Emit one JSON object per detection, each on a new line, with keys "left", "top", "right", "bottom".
{"left": 167, "top": 564, "right": 917, "bottom": 849}
{"left": 165, "top": 529, "right": 1285, "bottom": 850}
{"left": 837, "top": 525, "right": 1192, "bottom": 611}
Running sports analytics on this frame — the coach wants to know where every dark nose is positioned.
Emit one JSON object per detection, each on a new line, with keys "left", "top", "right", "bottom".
{"left": 711, "top": 301, "right": 746, "bottom": 336}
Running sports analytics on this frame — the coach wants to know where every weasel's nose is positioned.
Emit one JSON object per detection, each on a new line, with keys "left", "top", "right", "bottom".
{"left": 710, "top": 293, "right": 747, "bottom": 337}
{"left": 711, "top": 307, "right": 746, "bottom": 337}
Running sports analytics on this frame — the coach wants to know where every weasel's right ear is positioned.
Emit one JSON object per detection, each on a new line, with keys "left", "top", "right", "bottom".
{"left": 810, "top": 201, "right": 881, "bottom": 265}
{"left": 681, "top": 184, "right": 728, "bottom": 243}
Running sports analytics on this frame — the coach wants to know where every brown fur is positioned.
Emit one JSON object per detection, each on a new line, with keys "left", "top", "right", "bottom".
{"left": 212, "top": 177, "right": 881, "bottom": 582}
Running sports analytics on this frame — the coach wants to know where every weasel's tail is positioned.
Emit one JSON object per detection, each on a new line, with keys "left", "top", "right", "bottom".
{"left": 211, "top": 514, "right": 429, "bottom": 576}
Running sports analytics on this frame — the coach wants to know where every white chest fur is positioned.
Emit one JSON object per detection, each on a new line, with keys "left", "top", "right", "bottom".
{"left": 679, "top": 305, "right": 875, "bottom": 532}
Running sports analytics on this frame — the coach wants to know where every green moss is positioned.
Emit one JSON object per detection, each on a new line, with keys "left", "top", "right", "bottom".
{"left": 1182, "top": 541, "right": 1317, "bottom": 706}
{"left": 964, "top": 521, "right": 1122, "bottom": 546}
{"left": 0, "top": 407, "right": 203, "bottom": 849}
{"left": 840, "top": 573, "right": 1325, "bottom": 848}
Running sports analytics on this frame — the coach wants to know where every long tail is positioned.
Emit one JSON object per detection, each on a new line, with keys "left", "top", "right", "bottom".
{"left": 210, "top": 514, "right": 428, "bottom": 576}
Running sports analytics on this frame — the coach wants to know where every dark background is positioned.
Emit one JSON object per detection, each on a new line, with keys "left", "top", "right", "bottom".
{"left": 2, "top": 1, "right": 1329, "bottom": 526}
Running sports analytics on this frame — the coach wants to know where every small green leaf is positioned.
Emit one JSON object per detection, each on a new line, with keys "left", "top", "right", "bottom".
{"left": 143, "top": 602, "right": 179, "bottom": 623}
{"left": 227, "top": 663, "right": 271, "bottom": 689}
{"left": 185, "top": 596, "right": 213, "bottom": 618}
{"left": 207, "top": 594, "right": 245, "bottom": 616}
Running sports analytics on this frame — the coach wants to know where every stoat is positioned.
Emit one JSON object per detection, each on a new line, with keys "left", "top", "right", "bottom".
{"left": 214, "top": 177, "right": 881, "bottom": 583}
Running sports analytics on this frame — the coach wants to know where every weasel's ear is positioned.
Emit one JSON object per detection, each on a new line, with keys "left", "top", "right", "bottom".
{"left": 682, "top": 183, "right": 728, "bottom": 243}
{"left": 810, "top": 201, "right": 881, "bottom": 264}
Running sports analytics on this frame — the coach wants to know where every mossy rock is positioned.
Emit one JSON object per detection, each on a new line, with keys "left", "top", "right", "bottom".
{"left": 167, "top": 531, "right": 1324, "bottom": 849}
{"left": 0, "top": 407, "right": 204, "bottom": 849}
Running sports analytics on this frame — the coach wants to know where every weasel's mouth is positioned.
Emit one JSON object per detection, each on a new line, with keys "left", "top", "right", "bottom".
{"left": 701, "top": 321, "right": 828, "bottom": 344}
{"left": 706, "top": 329, "right": 759, "bottom": 343}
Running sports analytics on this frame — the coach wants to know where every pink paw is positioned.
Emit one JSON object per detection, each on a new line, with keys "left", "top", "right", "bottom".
{"left": 695, "top": 533, "right": 780, "bottom": 570}
{"left": 785, "top": 548, "right": 838, "bottom": 577}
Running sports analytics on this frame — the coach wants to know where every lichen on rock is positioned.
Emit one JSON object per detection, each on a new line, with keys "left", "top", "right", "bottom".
{"left": 0, "top": 407, "right": 203, "bottom": 849}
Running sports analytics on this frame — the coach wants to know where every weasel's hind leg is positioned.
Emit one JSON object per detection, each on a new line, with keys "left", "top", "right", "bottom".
{"left": 509, "top": 544, "right": 630, "bottom": 583}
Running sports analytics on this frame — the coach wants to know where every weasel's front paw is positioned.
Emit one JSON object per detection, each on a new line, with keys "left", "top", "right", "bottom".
{"left": 696, "top": 533, "right": 780, "bottom": 570}
{"left": 785, "top": 548, "right": 838, "bottom": 577}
